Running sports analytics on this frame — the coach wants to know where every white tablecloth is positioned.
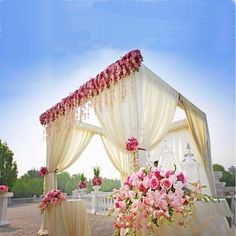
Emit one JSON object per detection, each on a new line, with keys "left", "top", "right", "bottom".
{"left": 121, "top": 201, "right": 231, "bottom": 236}
{"left": 47, "top": 199, "right": 91, "bottom": 236}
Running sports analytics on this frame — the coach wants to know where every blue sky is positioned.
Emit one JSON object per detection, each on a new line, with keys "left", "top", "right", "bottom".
{"left": 0, "top": 0, "right": 235, "bottom": 178}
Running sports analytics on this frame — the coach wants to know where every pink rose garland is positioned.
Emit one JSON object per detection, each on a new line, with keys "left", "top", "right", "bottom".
{"left": 40, "top": 49, "right": 143, "bottom": 125}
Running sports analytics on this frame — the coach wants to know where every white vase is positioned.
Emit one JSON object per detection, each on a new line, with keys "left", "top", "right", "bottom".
{"left": 93, "top": 186, "right": 101, "bottom": 193}
{"left": 0, "top": 192, "right": 13, "bottom": 226}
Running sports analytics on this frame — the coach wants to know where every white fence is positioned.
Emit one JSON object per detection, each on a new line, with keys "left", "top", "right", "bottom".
{"left": 71, "top": 190, "right": 113, "bottom": 215}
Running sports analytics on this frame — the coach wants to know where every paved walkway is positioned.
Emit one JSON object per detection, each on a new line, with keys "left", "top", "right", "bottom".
{"left": 0, "top": 203, "right": 114, "bottom": 236}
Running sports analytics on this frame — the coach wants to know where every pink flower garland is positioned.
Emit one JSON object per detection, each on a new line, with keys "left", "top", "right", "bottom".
{"left": 39, "top": 49, "right": 143, "bottom": 125}
{"left": 0, "top": 185, "right": 8, "bottom": 193}
{"left": 39, "top": 189, "right": 65, "bottom": 212}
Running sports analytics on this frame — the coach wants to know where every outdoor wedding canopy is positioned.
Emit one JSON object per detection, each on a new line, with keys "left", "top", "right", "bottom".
{"left": 39, "top": 49, "right": 216, "bottom": 196}
{"left": 38, "top": 49, "right": 221, "bottom": 235}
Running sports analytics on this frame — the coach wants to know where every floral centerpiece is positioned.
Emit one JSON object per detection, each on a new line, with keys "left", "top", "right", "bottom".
{"left": 38, "top": 167, "right": 48, "bottom": 177}
{"left": 39, "top": 189, "right": 65, "bottom": 213}
{"left": 91, "top": 166, "right": 103, "bottom": 186}
{"left": 78, "top": 173, "right": 87, "bottom": 189}
{"left": 0, "top": 185, "right": 8, "bottom": 193}
{"left": 111, "top": 166, "right": 216, "bottom": 235}
{"left": 126, "top": 137, "right": 139, "bottom": 172}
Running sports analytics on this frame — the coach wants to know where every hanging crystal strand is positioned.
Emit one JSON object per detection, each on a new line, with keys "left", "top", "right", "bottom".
{"left": 131, "top": 74, "right": 135, "bottom": 98}
{"left": 79, "top": 106, "right": 83, "bottom": 122}
{"left": 110, "top": 80, "right": 115, "bottom": 107}
{"left": 132, "top": 152, "right": 138, "bottom": 173}
{"left": 42, "top": 127, "right": 46, "bottom": 140}
{"left": 121, "top": 79, "right": 126, "bottom": 102}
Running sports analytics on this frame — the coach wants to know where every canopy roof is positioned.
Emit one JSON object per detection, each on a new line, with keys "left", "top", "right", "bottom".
{"left": 39, "top": 49, "right": 204, "bottom": 126}
{"left": 40, "top": 49, "right": 143, "bottom": 125}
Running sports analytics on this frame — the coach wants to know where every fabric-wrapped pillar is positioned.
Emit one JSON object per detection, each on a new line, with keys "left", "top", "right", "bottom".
{"left": 38, "top": 110, "right": 93, "bottom": 235}
{"left": 180, "top": 96, "right": 217, "bottom": 195}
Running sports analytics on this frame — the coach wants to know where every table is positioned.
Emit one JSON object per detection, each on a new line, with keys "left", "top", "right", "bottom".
{"left": 121, "top": 201, "right": 231, "bottom": 236}
{"left": 47, "top": 199, "right": 91, "bottom": 236}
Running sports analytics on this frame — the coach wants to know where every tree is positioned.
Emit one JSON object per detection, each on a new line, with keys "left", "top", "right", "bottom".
{"left": 0, "top": 140, "right": 18, "bottom": 189}
{"left": 12, "top": 168, "right": 43, "bottom": 198}
{"left": 57, "top": 172, "right": 71, "bottom": 192}
{"left": 213, "top": 164, "right": 235, "bottom": 186}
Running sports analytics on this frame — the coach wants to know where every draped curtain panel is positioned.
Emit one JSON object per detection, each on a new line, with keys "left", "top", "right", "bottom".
{"left": 39, "top": 110, "right": 93, "bottom": 236}
{"left": 151, "top": 126, "right": 211, "bottom": 194}
{"left": 92, "top": 65, "right": 178, "bottom": 159}
{"left": 181, "top": 97, "right": 216, "bottom": 195}
{"left": 45, "top": 111, "right": 93, "bottom": 192}
{"left": 101, "top": 135, "right": 131, "bottom": 182}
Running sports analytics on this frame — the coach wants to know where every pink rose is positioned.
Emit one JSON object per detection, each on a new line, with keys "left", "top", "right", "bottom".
{"left": 138, "top": 183, "right": 147, "bottom": 193}
{"left": 165, "top": 170, "right": 174, "bottom": 178}
{"left": 149, "top": 177, "right": 159, "bottom": 189}
{"left": 160, "top": 178, "right": 172, "bottom": 190}
{"left": 153, "top": 170, "right": 161, "bottom": 180}
{"left": 177, "top": 172, "right": 186, "bottom": 184}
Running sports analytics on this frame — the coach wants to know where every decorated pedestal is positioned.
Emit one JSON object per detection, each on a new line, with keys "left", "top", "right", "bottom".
{"left": 92, "top": 186, "right": 101, "bottom": 193}
{"left": 0, "top": 192, "right": 13, "bottom": 226}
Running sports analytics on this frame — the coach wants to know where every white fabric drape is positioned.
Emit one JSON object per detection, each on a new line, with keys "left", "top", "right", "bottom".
{"left": 101, "top": 135, "right": 131, "bottom": 182}
{"left": 150, "top": 123, "right": 211, "bottom": 194}
{"left": 92, "top": 65, "right": 178, "bottom": 159}
{"left": 39, "top": 111, "right": 93, "bottom": 236}
{"left": 45, "top": 111, "right": 93, "bottom": 192}
{"left": 181, "top": 96, "right": 216, "bottom": 195}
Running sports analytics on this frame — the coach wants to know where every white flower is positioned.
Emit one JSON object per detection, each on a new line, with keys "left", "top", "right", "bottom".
{"left": 174, "top": 181, "right": 184, "bottom": 190}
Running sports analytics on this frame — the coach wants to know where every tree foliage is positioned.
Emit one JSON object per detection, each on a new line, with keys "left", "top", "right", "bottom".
{"left": 213, "top": 164, "right": 235, "bottom": 186}
{"left": 12, "top": 169, "right": 43, "bottom": 198}
{"left": 0, "top": 140, "right": 18, "bottom": 189}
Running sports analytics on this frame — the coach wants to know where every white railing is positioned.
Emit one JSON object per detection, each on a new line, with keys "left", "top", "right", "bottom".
{"left": 71, "top": 191, "right": 113, "bottom": 215}
{"left": 92, "top": 192, "right": 113, "bottom": 214}
{"left": 214, "top": 172, "right": 236, "bottom": 227}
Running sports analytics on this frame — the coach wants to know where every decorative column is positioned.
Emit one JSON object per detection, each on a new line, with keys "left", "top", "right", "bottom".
{"left": 213, "top": 171, "right": 226, "bottom": 198}
{"left": 0, "top": 192, "right": 13, "bottom": 226}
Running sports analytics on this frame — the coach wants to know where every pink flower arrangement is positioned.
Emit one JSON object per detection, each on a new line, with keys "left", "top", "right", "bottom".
{"left": 91, "top": 166, "right": 103, "bottom": 186}
{"left": 78, "top": 181, "right": 87, "bottom": 189}
{"left": 111, "top": 167, "right": 216, "bottom": 235}
{"left": 39, "top": 189, "right": 65, "bottom": 212}
{"left": 126, "top": 137, "right": 139, "bottom": 152}
{"left": 38, "top": 167, "right": 48, "bottom": 177}
{"left": 40, "top": 49, "right": 143, "bottom": 125}
{"left": 0, "top": 185, "right": 8, "bottom": 193}
{"left": 78, "top": 173, "right": 87, "bottom": 189}
{"left": 92, "top": 176, "right": 103, "bottom": 186}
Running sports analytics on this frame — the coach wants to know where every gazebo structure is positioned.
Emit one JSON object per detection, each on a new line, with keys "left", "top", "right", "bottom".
{"left": 38, "top": 49, "right": 224, "bottom": 235}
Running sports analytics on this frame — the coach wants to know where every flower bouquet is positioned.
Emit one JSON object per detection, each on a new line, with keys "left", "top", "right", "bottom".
{"left": 38, "top": 167, "right": 48, "bottom": 177}
{"left": 92, "top": 166, "right": 103, "bottom": 186}
{"left": 78, "top": 173, "right": 87, "bottom": 190}
{"left": 126, "top": 137, "right": 139, "bottom": 172}
{"left": 39, "top": 189, "right": 65, "bottom": 213}
{"left": 0, "top": 185, "right": 8, "bottom": 193}
{"left": 111, "top": 166, "right": 216, "bottom": 235}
